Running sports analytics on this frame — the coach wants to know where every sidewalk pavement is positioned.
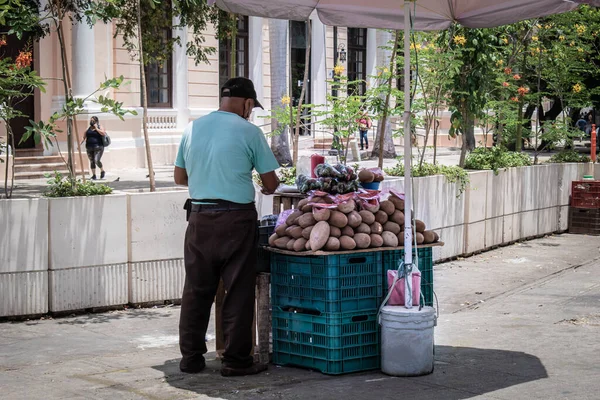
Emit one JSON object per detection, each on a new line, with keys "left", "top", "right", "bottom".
{"left": 1, "top": 234, "right": 599, "bottom": 399}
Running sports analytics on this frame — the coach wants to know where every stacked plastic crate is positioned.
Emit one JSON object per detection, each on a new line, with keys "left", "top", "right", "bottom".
{"left": 270, "top": 252, "right": 383, "bottom": 374}
{"left": 569, "top": 181, "right": 600, "bottom": 235}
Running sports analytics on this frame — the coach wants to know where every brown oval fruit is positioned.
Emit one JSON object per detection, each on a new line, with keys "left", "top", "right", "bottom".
{"left": 382, "top": 231, "right": 399, "bottom": 247}
{"left": 329, "top": 225, "right": 342, "bottom": 238}
{"left": 298, "top": 213, "right": 317, "bottom": 228}
{"left": 274, "top": 236, "right": 291, "bottom": 249}
{"left": 309, "top": 221, "right": 331, "bottom": 251}
{"left": 353, "top": 233, "right": 372, "bottom": 249}
{"left": 389, "top": 195, "right": 404, "bottom": 210}
{"left": 341, "top": 226, "right": 354, "bottom": 237}
{"left": 423, "top": 230, "right": 436, "bottom": 244}
{"left": 275, "top": 223, "right": 288, "bottom": 237}
{"left": 286, "top": 238, "right": 296, "bottom": 250}
{"left": 379, "top": 200, "right": 395, "bottom": 216}
{"left": 339, "top": 236, "right": 357, "bottom": 250}
{"left": 416, "top": 232, "right": 425, "bottom": 244}
{"left": 324, "top": 237, "right": 341, "bottom": 251}
{"left": 302, "top": 225, "right": 314, "bottom": 240}
{"left": 286, "top": 225, "right": 304, "bottom": 239}
{"left": 293, "top": 238, "right": 308, "bottom": 252}
{"left": 268, "top": 233, "right": 279, "bottom": 247}
{"left": 286, "top": 210, "right": 303, "bottom": 226}
{"left": 297, "top": 198, "right": 309, "bottom": 210}
{"left": 347, "top": 210, "right": 362, "bottom": 228}
{"left": 356, "top": 223, "right": 371, "bottom": 234}
{"left": 390, "top": 210, "right": 405, "bottom": 225}
{"left": 313, "top": 208, "right": 331, "bottom": 222}
{"left": 383, "top": 221, "right": 401, "bottom": 235}
{"left": 370, "top": 222, "right": 383, "bottom": 235}
{"left": 329, "top": 210, "right": 349, "bottom": 228}
{"left": 337, "top": 200, "right": 356, "bottom": 214}
{"left": 415, "top": 219, "right": 426, "bottom": 233}
{"left": 370, "top": 234, "right": 383, "bottom": 248}
{"left": 358, "top": 169, "right": 375, "bottom": 183}
{"left": 375, "top": 210, "right": 388, "bottom": 225}
{"left": 358, "top": 210, "right": 376, "bottom": 225}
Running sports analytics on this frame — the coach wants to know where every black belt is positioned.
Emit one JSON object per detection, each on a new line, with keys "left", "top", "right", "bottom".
{"left": 189, "top": 199, "right": 255, "bottom": 213}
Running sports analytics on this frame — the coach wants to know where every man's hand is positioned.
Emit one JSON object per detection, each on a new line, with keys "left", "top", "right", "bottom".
{"left": 259, "top": 171, "right": 279, "bottom": 195}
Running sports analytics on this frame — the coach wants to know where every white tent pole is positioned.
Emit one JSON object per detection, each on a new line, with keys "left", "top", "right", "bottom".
{"left": 403, "top": 0, "right": 413, "bottom": 309}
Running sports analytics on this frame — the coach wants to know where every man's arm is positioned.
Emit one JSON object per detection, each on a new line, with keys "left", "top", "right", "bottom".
{"left": 259, "top": 171, "right": 279, "bottom": 195}
{"left": 174, "top": 166, "right": 188, "bottom": 186}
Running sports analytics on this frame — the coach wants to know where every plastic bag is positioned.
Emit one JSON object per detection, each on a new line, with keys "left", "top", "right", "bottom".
{"left": 355, "top": 189, "right": 381, "bottom": 211}
{"left": 314, "top": 163, "right": 341, "bottom": 179}
{"left": 386, "top": 269, "right": 421, "bottom": 306}
{"left": 276, "top": 209, "right": 294, "bottom": 228}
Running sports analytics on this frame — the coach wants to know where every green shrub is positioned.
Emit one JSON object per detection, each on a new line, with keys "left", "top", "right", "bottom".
{"left": 44, "top": 172, "right": 113, "bottom": 197}
{"left": 385, "top": 160, "right": 469, "bottom": 197}
{"left": 547, "top": 150, "right": 591, "bottom": 164}
{"left": 464, "top": 147, "right": 531, "bottom": 174}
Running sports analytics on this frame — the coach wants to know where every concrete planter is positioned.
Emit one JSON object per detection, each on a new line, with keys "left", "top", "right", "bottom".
{"left": 0, "top": 199, "right": 49, "bottom": 316}
{"left": 48, "top": 194, "right": 128, "bottom": 311}
{"left": 127, "top": 190, "right": 188, "bottom": 303}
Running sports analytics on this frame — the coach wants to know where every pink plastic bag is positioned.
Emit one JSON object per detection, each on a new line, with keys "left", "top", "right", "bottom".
{"left": 386, "top": 270, "right": 421, "bottom": 306}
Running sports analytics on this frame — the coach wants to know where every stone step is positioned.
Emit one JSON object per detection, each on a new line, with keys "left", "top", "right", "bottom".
{"left": 14, "top": 170, "right": 71, "bottom": 180}
{"left": 14, "top": 156, "right": 65, "bottom": 165}
{"left": 14, "top": 162, "right": 67, "bottom": 172}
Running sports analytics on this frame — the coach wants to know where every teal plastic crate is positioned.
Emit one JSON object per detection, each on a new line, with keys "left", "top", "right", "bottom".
{"left": 382, "top": 247, "right": 434, "bottom": 306}
{"left": 270, "top": 252, "right": 383, "bottom": 313}
{"left": 272, "top": 307, "right": 380, "bottom": 375}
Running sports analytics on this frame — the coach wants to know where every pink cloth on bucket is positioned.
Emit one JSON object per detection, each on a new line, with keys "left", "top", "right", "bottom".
{"left": 386, "top": 270, "right": 421, "bottom": 306}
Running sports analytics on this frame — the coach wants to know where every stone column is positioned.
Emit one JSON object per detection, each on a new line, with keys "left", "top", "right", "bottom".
{"left": 248, "top": 16, "right": 264, "bottom": 104}
{"left": 173, "top": 21, "right": 190, "bottom": 129}
{"left": 71, "top": 22, "right": 96, "bottom": 99}
{"left": 310, "top": 15, "right": 327, "bottom": 135}
{"left": 248, "top": 17, "right": 266, "bottom": 124}
{"left": 366, "top": 28, "right": 377, "bottom": 89}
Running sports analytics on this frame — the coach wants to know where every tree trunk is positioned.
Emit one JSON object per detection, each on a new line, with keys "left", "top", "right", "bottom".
{"left": 371, "top": 30, "right": 399, "bottom": 166}
{"left": 268, "top": 19, "right": 292, "bottom": 166}
{"left": 3, "top": 124, "right": 14, "bottom": 198}
{"left": 137, "top": 0, "right": 156, "bottom": 191}
{"left": 292, "top": 20, "right": 311, "bottom": 167}
{"left": 55, "top": 13, "right": 75, "bottom": 182}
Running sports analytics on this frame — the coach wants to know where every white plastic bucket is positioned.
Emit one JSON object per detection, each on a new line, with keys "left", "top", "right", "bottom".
{"left": 380, "top": 305, "right": 436, "bottom": 376}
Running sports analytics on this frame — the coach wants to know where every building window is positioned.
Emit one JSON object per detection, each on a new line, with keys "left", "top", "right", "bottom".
{"left": 144, "top": 20, "right": 173, "bottom": 108}
{"left": 219, "top": 16, "right": 249, "bottom": 89}
{"left": 347, "top": 28, "right": 367, "bottom": 96}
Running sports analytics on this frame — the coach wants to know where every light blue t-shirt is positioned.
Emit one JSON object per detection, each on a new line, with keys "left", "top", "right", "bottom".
{"left": 175, "top": 111, "right": 279, "bottom": 204}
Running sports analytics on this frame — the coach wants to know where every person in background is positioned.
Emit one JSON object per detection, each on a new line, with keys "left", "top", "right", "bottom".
{"left": 357, "top": 110, "right": 372, "bottom": 151}
{"left": 174, "top": 77, "right": 279, "bottom": 377}
{"left": 585, "top": 113, "right": 594, "bottom": 136}
{"left": 81, "top": 116, "right": 107, "bottom": 180}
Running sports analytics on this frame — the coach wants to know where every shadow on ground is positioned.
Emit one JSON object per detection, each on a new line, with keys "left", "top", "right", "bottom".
{"left": 153, "top": 346, "right": 548, "bottom": 400}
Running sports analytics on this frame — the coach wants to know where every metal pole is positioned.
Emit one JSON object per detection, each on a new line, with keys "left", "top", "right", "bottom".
{"left": 403, "top": 0, "right": 414, "bottom": 308}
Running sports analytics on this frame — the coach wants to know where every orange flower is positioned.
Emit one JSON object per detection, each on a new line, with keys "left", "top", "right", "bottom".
{"left": 15, "top": 51, "right": 32, "bottom": 69}
{"left": 504, "top": 67, "right": 512, "bottom": 75}
{"left": 502, "top": 82, "right": 510, "bottom": 87}
{"left": 511, "top": 97, "right": 519, "bottom": 102}
{"left": 513, "top": 74, "right": 521, "bottom": 80}
{"left": 0, "top": 37, "right": 7, "bottom": 47}
{"left": 517, "top": 86, "right": 529, "bottom": 96}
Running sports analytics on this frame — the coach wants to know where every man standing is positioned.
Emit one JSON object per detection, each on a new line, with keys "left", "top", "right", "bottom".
{"left": 174, "top": 77, "right": 280, "bottom": 377}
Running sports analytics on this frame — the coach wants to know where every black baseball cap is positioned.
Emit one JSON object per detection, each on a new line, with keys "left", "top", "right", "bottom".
{"left": 221, "top": 77, "right": 264, "bottom": 109}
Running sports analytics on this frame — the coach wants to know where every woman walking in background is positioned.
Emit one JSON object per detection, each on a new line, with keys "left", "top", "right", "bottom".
{"left": 357, "top": 110, "right": 372, "bottom": 151}
{"left": 81, "top": 116, "right": 107, "bottom": 180}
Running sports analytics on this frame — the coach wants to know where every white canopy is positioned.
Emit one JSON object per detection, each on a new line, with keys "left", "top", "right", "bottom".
{"left": 209, "top": 0, "right": 599, "bottom": 308}
{"left": 209, "top": 0, "right": 600, "bottom": 30}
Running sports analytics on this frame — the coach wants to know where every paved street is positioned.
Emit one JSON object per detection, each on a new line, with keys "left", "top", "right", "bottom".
{"left": 1, "top": 234, "right": 599, "bottom": 399}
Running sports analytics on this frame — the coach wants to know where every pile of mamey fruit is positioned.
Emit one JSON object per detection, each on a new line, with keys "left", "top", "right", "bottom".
{"left": 358, "top": 168, "right": 384, "bottom": 185}
{"left": 296, "top": 163, "right": 360, "bottom": 194}
{"left": 269, "top": 190, "right": 440, "bottom": 252}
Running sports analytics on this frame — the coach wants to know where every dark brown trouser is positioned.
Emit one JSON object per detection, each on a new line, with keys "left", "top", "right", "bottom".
{"left": 179, "top": 207, "right": 258, "bottom": 368}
